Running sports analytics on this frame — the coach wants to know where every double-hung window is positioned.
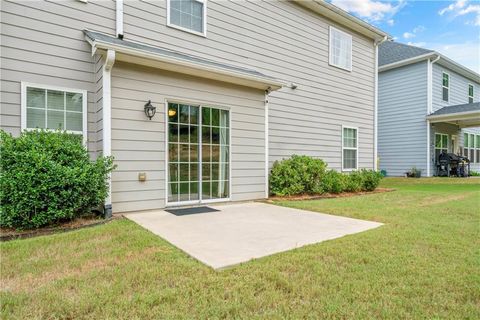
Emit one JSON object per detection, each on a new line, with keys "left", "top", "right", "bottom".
{"left": 168, "top": 0, "right": 206, "bottom": 36}
{"left": 468, "top": 84, "right": 474, "bottom": 103}
{"left": 463, "top": 133, "right": 479, "bottom": 163}
{"left": 435, "top": 133, "right": 448, "bottom": 161}
{"left": 329, "top": 26, "right": 352, "bottom": 71}
{"left": 442, "top": 72, "right": 449, "bottom": 102}
{"left": 342, "top": 126, "right": 358, "bottom": 170}
{"left": 21, "top": 83, "right": 87, "bottom": 140}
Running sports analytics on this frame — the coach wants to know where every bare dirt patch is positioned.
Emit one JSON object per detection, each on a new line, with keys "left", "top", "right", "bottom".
{"left": 0, "top": 215, "right": 122, "bottom": 241}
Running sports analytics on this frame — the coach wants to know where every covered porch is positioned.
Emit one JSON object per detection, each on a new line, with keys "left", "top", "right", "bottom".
{"left": 427, "top": 102, "right": 480, "bottom": 176}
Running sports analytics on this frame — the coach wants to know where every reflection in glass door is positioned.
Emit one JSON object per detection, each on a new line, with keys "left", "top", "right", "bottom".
{"left": 167, "top": 102, "right": 230, "bottom": 204}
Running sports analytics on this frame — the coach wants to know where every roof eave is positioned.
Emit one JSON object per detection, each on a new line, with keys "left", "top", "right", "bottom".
{"left": 85, "top": 34, "right": 284, "bottom": 91}
{"left": 427, "top": 110, "right": 480, "bottom": 122}
{"left": 293, "top": 0, "right": 390, "bottom": 41}
{"left": 379, "top": 52, "right": 437, "bottom": 72}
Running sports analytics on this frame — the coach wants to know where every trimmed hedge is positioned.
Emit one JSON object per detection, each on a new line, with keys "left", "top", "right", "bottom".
{"left": 0, "top": 130, "right": 115, "bottom": 229}
{"left": 270, "top": 155, "right": 383, "bottom": 196}
{"left": 269, "top": 155, "right": 327, "bottom": 196}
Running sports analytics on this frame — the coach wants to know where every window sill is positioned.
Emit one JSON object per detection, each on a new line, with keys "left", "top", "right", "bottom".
{"left": 167, "top": 23, "right": 206, "bottom": 38}
{"left": 328, "top": 62, "right": 352, "bottom": 72}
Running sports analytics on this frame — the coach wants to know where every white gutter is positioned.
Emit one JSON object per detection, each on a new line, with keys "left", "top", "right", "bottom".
{"left": 103, "top": 49, "right": 115, "bottom": 216}
{"left": 116, "top": 0, "right": 124, "bottom": 38}
{"left": 264, "top": 88, "right": 271, "bottom": 199}
{"left": 374, "top": 35, "right": 388, "bottom": 171}
{"left": 426, "top": 55, "right": 440, "bottom": 177}
{"left": 86, "top": 36, "right": 284, "bottom": 90}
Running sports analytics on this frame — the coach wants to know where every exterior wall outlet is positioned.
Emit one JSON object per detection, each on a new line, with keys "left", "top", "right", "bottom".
{"left": 138, "top": 172, "right": 146, "bottom": 181}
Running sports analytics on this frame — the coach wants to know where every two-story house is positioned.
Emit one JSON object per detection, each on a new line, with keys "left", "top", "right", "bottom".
{"left": 1, "top": 0, "right": 389, "bottom": 214}
{"left": 378, "top": 41, "right": 480, "bottom": 177}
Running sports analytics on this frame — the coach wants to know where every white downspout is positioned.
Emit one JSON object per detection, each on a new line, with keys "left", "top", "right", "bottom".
{"left": 103, "top": 49, "right": 116, "bottom": 216}
{"left": 264, "top": 87, "right": 271, "bottom": 199}
{"left": 426, "top": 55, "right": 440, "bottom": 177}
{"left": 116, "top": 0, "right": 124, "bottom": 38}
{"left": 374, "top": 36, "right": 388, "bottom": 171}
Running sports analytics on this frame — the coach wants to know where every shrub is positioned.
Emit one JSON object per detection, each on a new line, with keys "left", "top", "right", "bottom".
{"left": 269, "top": 155, "right": 327, "bottom": 196}
{"left": 344, "top": 170, "right": 364, "bottom": 192}
{"left": 0, "top": 130, "right": 115, "bottom": 229}
{"left": 470, "top": 170, "right": 480, "bottom": 177}
{"left": 321, "top": 170, "right": 345, "bottom": 194}
{"left": 359, "top": 169, "right": 383, "bottom": 191}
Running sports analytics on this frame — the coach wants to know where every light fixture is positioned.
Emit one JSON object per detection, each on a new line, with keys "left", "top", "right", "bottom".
{"left": 168, "top": 108, "right": 177, "bottom": 117}
{"left": 144, "top": 100, "right": 156, "bottom": 120}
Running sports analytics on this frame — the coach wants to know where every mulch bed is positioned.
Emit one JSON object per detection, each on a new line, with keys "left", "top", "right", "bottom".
{"left": 266, "top": 188, "right": 395, "bottom": 202}
{"left": 0, "top": 214, "right": 123, "bottom": 242}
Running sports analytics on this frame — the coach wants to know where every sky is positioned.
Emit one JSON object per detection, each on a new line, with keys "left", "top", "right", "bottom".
{"left": 328, "top": 0, "right": 480, "bottom": 73}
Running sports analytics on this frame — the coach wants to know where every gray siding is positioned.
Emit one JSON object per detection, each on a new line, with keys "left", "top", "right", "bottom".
{"left": 432, "top": 63, "right": 480, "bottom": 112}
{"left": 120, "top": 0, "right": 376, "bottom": 171}
{"left": 0, "top": 0, "right": 116, "bottom": 158}
{"left": 1, "top": 0, "right": 377, "bottom": 211}
{"left": 378, "top": 61, "right": 428, "bottom": 176}
{"left": 110, "top": 63, "right": 266, "bottom": 212}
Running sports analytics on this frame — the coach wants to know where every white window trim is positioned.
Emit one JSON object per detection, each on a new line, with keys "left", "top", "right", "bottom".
{"left": 341, "top": 125, "right": 358, "bottom": 171}
{"left": 329, "top": 26, "right": 353, "bottom": 72}
{"left": 21, "top": 82, "right": 88, "bottom": 144}
{"left": 465, "top": 133, "right": 478, "bottom": 163}
{"left": 166, "top": 0, "right": 207, "bottom": 38}
{"left": 442, "top": 72, "right": 449, "bottom": 102}
{"left": 468, "top": 83, "right": 474, "bottom": 103}
{"left": 164, "top": 98, "right": 232, "bottom": 207}
{"left": 435, "top": 133, "right": 449, "bottom": 152}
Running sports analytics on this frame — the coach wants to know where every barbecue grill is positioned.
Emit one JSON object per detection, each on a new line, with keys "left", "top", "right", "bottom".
{"left": 436, "top": 152, "right": 470, "bottom": 177}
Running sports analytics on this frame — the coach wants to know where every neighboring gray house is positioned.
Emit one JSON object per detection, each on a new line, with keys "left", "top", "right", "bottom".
{"left": 378, "top": 41, "right": 480, "bottom": 177}
{"left": 0, "top": 0, "right": 388, "bottom": 213}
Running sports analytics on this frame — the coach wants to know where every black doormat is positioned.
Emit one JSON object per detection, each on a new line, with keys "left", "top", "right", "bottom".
{"left": 166, "top": 206, "right": 220, "bottom": 216}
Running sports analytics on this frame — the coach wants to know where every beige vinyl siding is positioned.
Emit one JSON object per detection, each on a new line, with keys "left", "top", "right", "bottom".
{"left": 110, "top": 62, "right": 266, "bottom": 213}
{"left": 0, "top": 0, "right": 116, "bottom": 157}
{"left": 120, "top": 0, "right": 376, "bottom": 170}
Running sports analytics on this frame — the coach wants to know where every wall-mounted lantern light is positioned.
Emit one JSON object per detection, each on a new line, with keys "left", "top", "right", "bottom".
{"left": 144, "top": 100, "right": 156, "bottom": 120}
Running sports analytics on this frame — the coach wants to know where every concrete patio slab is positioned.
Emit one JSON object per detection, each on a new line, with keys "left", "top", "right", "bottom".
{"left": 125, "top": 202, "right": 382, "bottom": 269}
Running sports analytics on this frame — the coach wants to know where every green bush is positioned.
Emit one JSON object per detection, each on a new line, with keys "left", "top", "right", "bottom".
{"left": 0, "top": 130, "right": 115, "bottom": 229}
{"left": 321, "top": 170, "right": 345, "bottom": 194}
{"left": 269, "top": 155, "right": 327, "bottom": 196}
{"left": 359, "top": 169, "right": 383, "bottom": 191}
{"left": 344, "top": 170, "right": 364, "bottom": 192}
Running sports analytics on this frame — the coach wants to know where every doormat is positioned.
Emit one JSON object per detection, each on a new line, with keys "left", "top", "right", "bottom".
{"left": 166, "top": 206, "right": 220, "bottom": 216}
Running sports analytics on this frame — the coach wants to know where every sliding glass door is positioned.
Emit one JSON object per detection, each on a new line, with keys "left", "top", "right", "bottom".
{"left": 167, "top": 102, "right": 230, "bottom": 204}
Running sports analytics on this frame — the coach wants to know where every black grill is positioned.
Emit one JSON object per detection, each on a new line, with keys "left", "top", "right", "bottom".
{"left": 436, "top": 152, "right": 470, "bottom": 177}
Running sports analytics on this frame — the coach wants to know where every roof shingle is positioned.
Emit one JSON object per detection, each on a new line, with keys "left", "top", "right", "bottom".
{"left": 379, "top": 41, "right": 434, "bottom": 67}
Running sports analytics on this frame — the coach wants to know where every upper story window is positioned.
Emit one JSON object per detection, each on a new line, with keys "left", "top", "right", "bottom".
{"left": 442, "top": 72, "right": 449, "bottom": 102}
{"left": 342, "top": 126, "right": 358, "bottom": 170}
{"left": 21, "top": 83, "right": 87, "bottom": 140}
{"left": 167, "top": 0, "right": 206, "bottom": 36}
{"left": 329, "top": 26, "right": 352, "bottom": 71}
{"left": 468, "top": 84, "right": 474, "bottom": 103}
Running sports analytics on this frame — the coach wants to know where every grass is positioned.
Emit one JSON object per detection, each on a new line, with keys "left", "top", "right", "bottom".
{"left": 1, "top": 178, "right": 479, "bottom": 319}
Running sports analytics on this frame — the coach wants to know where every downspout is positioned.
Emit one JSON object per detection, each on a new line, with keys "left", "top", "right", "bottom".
{"left": 374, "top": 36, "right": 388, "bottom": 171}
{"left": 116, "top": 0, "right": 124, "bottom": 39}
{"left": 426, "top": 54, "right": 440, "bottom": 176}
{"left": 264, "top": 87, "right": 271, "bottom": 199}
{"left": 103, "top": 49, "right": 116, "bottom": 217}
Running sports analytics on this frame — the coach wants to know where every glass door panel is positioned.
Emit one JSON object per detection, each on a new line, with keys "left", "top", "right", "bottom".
{"left": 168, "top": 103, "right": 200, "bottom": 203}
{"left": 167, "top": 103, "right": 229, "bottom": 204}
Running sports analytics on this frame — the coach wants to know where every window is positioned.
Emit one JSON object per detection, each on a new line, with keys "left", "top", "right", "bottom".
{"left": 442, "top": 72, "right": 449, "bottom": 102}
{"left": 435, "top": 133, "right": 448, "bottom": 161}
{"left": 468, "top": 84, "right": 474, "bottom": 103}
{"left": 167, "top": 102, "right": 229, "bottom": 204}
{"left": 463, "top": 133, "right": 479, "bottom": 163}
{"left": 21, "top": 83, "right": 87, "bottom": 138}
{"left": 167, "top": 0, "right": 206, "bottom": 36}
{"left": 329, "top": 26, "right": 352, "bottom": 71}
{"left": 342, "top": 127, "right": 358, "bottom": 170}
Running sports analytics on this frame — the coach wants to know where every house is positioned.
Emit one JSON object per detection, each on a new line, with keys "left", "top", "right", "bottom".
{"left": 0, "top": 0, "right": 388, "bottom": 214}
{"left": 378, "top": 41, "right": 480, "bottom": 177}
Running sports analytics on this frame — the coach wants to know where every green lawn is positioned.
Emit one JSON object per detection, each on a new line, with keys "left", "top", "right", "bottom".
{"left": 1, "top": 178, "right": 479, "bottom": 319}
